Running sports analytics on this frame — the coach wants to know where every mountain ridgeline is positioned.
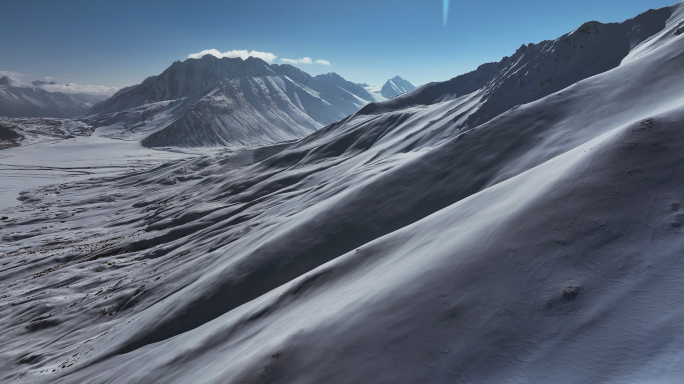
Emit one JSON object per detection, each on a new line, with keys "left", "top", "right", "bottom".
{"left": 81, "top": 57, "right": 413, "bottom": 148}
{"left": 0, "top": 77, "right": 99, "bottom": 118}
{"left": 84, "top": 6, "right": 668, "bottom": 149}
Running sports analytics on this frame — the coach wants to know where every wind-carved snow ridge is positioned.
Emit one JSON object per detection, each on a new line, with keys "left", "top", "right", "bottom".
{"left": 2, "top": 2, "right": 684, "bottom": 383}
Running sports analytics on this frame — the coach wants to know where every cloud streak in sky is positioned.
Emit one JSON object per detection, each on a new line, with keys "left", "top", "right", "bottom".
{"left": 281, "top": 57, "right": 331, "bottom": 65}
{"left": 0, "top": 70, "right": 27, "bottom": 81}
{"left": 38, "top": 83, "right": 119, "bottom": 96}
{"left": 188, "top": 49, "right": 277, "bottom": 63}
{"left": 1, "top": 70, "right": 118, "bottom": 95}
{"left": 443, "top": 0, "right": 450, "bottom": 27}
{"left": 187, "top": 50, "right": 331, "bottom": 66}
{"left": 281, "top": 57, "right": 312, "bottom": 64}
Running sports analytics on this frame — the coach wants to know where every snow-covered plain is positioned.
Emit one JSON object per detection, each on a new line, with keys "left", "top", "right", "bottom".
{"left": 0, "top": 136, "right": 195, "bottom": 211}
{"left": 2, "top": 2, "right": 684, "bottom": 383}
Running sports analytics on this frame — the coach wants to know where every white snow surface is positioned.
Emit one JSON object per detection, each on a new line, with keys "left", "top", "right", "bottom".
{"left": 362, "top": 84, "right": 389, "bottom": 102}
{"left": 2, "top": 3, "right": 684, "bottom": 383}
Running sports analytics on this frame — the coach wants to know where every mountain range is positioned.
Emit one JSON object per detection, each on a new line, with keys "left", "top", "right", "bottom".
{"left": 79, "top": 58, "right": 415, "bottom": 147}
{"left": 1, "top": 65, "right": 414, "bottom": 149}
{"left": 0, "top": 77, "right": 101, "bottom": 118}
{"left": 2, "top": 2, "right": 684, "bottom": 383}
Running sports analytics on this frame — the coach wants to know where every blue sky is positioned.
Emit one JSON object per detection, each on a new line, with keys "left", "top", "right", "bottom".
{"left": 0, "top": 0, "right": 677, "bottom": 93}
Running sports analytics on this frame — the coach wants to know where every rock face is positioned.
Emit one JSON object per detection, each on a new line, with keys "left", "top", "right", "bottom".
{"left": 83, "top": 57, "right": 382, "bottom": 148}
{"left": 0, "top": 77, "right": 92, "bottom": 118}
{"left": 379, "top": 75, "right": 416, "bottom": 98}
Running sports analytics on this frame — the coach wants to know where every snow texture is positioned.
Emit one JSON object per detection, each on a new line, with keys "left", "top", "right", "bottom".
{"left": 2, "top": 2, "right": 684, "bottom": 383}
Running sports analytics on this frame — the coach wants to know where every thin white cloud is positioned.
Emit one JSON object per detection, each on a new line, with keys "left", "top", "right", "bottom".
{"left": 188, "top": 49, "right": 222, "bottom": 59}
{"left": 188, "top": 49, "right": 277, "bottom": 63}
{"left": 0, "top": 70, "right": 27, "bottom": 80}
{"left": 37, "top": 83, "right": 119, "bottom": 96}
{"left": 281, "top": 57, "right": 311, "bottom": 64}
{"left": 281, "top": 57, "right": 331, "bottom": 65}
{"left": 1, "top": 70, "right": 117, "bottom": 95}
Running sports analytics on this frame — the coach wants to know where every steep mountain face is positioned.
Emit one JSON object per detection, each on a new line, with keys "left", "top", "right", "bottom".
{"left": 83, "top": 57, "right": 378, "bottom": 148}
{"left": 0, "top": 77, "right": 91, "bottom": 118}
{"left": 3, "top": 3, "right": 684, "bottom": 384}
{"left": 380, "top": 75, "right": 416, "bottom": 98}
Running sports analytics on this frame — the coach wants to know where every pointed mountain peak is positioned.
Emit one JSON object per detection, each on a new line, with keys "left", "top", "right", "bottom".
{"left": 380, "top": 76, "right": 416, "bottom": 99}
{"left": 0, "top": 76, "right": 11, "bottom": 85}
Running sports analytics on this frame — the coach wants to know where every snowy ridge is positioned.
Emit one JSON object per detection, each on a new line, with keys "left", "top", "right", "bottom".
{"left": 2, "top": 2, "right": 684, "bottom": 383}
{"left": 363, "top": 6, "right": 671, "bottom": 129}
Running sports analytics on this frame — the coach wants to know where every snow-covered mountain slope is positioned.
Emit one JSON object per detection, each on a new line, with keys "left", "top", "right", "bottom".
{"left": 82, "top": 57, "right": 378, "bottom": 148}
{"left": 0, "top": 117, "right": 95, "bottom": 149}
{"left": 360, "top": 84, "right": 388, "bottom": 102}
{"left": 360, "top": 76, "right": 416, "bottom": 102}
{"left": 311, "top": 72, "right": 380, "bottom": 104}
{"left": 2, "top": 2, "right": 684, "bottom": 384}
{"left": 379, "top": 75, "right": 416, "bottom": 98}
{"left": 367, "top": 6, "right": 672, "bottom": 129}
{"left": 0, "top": 77, "right": 91, "bottom": 118}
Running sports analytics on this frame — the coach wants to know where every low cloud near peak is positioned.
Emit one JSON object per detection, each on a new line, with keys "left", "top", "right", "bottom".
{"left": 281, "top": 57, "right": 331, "bottom": 65}
{"left": 186, "top": 49, "right": 330, "bottom": 66}
{"left": 188, "top": 49, "right": 277, "bottom": 63}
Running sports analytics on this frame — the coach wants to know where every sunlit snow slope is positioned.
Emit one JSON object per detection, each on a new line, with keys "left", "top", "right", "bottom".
{"left": 2, "top": 2, "right": 684, "bottom": 383}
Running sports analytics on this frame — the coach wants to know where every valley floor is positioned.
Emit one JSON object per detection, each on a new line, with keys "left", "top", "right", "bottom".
{"left": 0, "top": 136, "right": 210, "bottom": 211}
